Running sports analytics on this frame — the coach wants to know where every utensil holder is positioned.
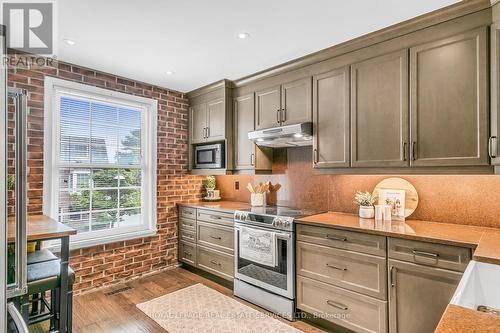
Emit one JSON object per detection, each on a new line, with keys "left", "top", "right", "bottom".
{"left": 251, "top": 193, "right": 266, "bottom": 207}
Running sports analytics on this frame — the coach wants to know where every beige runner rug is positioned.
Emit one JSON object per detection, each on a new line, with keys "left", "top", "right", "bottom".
{"left": 136, "top": 283, "right": 302, "bottom": 333}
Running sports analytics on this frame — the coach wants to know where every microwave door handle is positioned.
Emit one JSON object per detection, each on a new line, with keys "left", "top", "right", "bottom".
{"left": 8, "top": 89, "right": 28, "bottom": 298}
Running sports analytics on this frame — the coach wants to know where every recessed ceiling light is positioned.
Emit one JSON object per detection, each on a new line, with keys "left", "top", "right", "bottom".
{"left": 237, "top": 32, "right": 250, "bottom": 40}
{"left": 166, "top": 71, "right": 174, "bottom": 75}
{"left": 63, "top": 39, "right": 76, "bottom": 46}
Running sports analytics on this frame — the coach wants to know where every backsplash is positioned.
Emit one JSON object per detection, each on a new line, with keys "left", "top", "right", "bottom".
{"left": 216, "top": 147, "right": 500, "bottom": 228}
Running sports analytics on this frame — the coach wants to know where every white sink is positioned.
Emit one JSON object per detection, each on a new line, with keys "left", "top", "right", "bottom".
{"left": 451, "top": 260, "right": 500, "bottom": 312}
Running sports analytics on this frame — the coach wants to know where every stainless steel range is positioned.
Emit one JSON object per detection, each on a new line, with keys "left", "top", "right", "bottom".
{"left": 233, "top": 206, "right": 321, "bottom": 320}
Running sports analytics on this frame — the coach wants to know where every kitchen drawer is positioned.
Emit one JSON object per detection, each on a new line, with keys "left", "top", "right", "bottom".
{"left": 179, "top": 206, "right": 196, "bottom": 220}
{"left": 197, "top": 221, "right": 234, "bottom": 254}
{"left": 197, "top": 209, "right": 234, "bottom": 227}
{"left": 297, "top": 241, "right": 387, "bottom": 300}
{"left": 179, "top": 228, "right": 196, "bottom": 243}
{"left": 388, "top": 238, "right": 471, "bottom": 272}
{"left": 297, "top": 275, "right": 388, "bottom": 333}
{"left": 297, "top": 224, "right": 386, "bottom": 257}
{"left": 179, "top": 241, "right": 196, "bottom": 266}
{"left": 179, "top": 217, "right": 196, "bottom": 231}
{"left": 197, "top": 245, "right": 234, "bottom": 281}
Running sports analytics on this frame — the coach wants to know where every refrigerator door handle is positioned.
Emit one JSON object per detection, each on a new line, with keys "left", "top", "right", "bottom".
{"left": 7, "top": 89, "right": 28, "bottom": 298}
{"left": 7, "top": 302, "right": 29, "bottom": 333}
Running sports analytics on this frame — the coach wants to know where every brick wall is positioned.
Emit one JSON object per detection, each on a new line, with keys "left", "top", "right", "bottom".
{"left": 7, "top": 54, "right": 203, "bottom": 293}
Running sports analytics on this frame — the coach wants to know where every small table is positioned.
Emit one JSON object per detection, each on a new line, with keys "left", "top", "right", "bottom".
{"left": 8, "top": 215, "right": 76, "bottom": 332}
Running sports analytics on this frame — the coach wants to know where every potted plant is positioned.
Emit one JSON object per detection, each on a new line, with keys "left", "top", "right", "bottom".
{"left": 354, "top": 191, "right": 377, "bottom": 218}
{"left": 203, "top": 176, "right": 216, "bottom": 190}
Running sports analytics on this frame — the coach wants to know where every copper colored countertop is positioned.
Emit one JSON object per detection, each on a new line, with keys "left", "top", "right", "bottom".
{"left": 297, "top": 212, "right": 500, "bottom": 262}
{"left": 298, "top": 212, "right": 500, "bottom": 333}
{"left": 177, "top": 201, "right": 251, "bottom": 213}
{"left": 473, "top": 231, "right": 500, "bottom": 265}
{"left": 435, "top": 304, "right": 500, "bottom": 333}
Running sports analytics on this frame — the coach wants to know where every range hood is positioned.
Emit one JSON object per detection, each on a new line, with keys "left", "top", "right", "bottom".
{"left": 248, "top": 122, "right": 312, "bottom": 148}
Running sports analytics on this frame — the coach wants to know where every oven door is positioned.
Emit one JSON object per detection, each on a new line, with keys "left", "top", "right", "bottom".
{"left": 194, "top": 144, "right": 222, "bottom": 169}
{"left": 234, "top": 223, "right": 294, "bottom": 299}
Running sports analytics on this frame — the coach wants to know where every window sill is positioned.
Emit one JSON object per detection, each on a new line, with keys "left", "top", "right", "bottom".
{"left": 46, "top": 228, "right": 157, "bottom": 251}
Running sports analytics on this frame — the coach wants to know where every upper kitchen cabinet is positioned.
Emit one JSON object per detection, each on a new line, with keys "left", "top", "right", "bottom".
{"left": 187, "top": 80, "right": 234, "bottom": 173}
{"left": 190, "top": 96, "right": 226, "bottom": 144}
{"left": 281, "top": 77, "right": 312, "bottom": 126}
{"left": 233, "top": 93, "right": 272, "bottom": 172}
{"left": 206, "top": 98, "right": 226, "bottom": 142}
{"left": 255, "top": 78, "right": 312, "bottom": 130}
{"left": 351, "top": 49, "right": 409, "bottom": 168}
{"left": 255, "top": 85, "right": 281, "bottom": 129}
{"left": 190, "top": 103, "right": 208, "bottom": 144}
{"left": 409, "top": 27, "right": 489, "bottom": 167}
{"left": 312, "top": 67, "right": 350, "bottom": 168}
{"left": 490, "top": 10, "right": 500, "bottom": 166}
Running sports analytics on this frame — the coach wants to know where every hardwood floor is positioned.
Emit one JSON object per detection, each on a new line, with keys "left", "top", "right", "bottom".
{"left": 71, "top": 267, "right": 327, "bottom": 333}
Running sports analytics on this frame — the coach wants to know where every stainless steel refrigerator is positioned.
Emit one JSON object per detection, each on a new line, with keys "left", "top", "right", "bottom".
{"left": 1, "top": 24, "right": 29, "bottom": 333}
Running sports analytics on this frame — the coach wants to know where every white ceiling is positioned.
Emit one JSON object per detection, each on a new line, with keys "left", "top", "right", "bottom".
{"left": 57, "top": 0, "right": 461, "bottom": 92}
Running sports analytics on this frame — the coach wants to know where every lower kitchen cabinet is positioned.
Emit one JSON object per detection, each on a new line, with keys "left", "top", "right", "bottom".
{"left": 178, "top": 206, "right": 235, "bottom": 281}
{"left": 297, "top": 275, "right": 388, "bottom": 333}
{"left": 388, "top": 259, "right": 462, "bottom": 333}
{"left": 197, "top": 245, "right": 234, "bottom": 281}
{"left": 179, "top": 241, "right": 197, "bottom": 266}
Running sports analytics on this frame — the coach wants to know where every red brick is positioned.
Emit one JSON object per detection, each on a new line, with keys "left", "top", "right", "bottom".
{"left": 8, "top": 57, "right": 203, "bottom": 294}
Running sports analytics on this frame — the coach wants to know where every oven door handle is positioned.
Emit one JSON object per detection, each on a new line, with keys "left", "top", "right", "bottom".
{"left": 234, "top": 226, "right": 291, "bottom": 239}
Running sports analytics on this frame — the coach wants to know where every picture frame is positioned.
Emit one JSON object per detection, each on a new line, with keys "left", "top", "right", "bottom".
{"left": 378, "top": 189, "right": 406, "bottom": 219}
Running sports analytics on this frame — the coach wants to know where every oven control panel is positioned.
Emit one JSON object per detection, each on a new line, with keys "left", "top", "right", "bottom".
{"left": 272, "top": 217, "right": 293, "bottom": 230}
{"left": 234, "top": 211, "right": 294, "bottom": 231}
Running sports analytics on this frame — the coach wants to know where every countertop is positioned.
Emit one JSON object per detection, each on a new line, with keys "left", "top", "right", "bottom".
{"left": 177, "top": 201, "right": 251, "bottom": 213}
{"left": 297, "top": 211, "right": 500, "bottom": 333}
{"left": 297, "top": 212, "right": 500, "bottom": 257}
{"left": 8, "top": 215, "right": 77, "bottom": 242}
{"left": 435, "top": 304, "right": 500, "bottom": 333}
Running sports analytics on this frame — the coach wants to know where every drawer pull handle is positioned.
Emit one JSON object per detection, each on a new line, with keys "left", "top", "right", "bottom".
{"left": 210, "top": 215, "right": 222, "bottom": 220}
{"left": 210, "top": 260, "right": 221, "bottom": 266}
{"left": 412, "top": 250, "right": 439, "bottom": 258}
{"left": 326, "top": 300, "right": 348, "bottom": 311}
{"left": 326, "top": 234, "right": 347, "bottom": 242}
{"left": 210, "top": 235, "right": 222, "bottom": 240}
{"left": 326, "top": 263, "right": 347, "bottom": 271}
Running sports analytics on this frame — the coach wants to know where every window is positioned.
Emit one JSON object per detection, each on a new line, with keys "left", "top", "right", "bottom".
{"left": 43, "top": 77, "right": 157, "bottom": 248}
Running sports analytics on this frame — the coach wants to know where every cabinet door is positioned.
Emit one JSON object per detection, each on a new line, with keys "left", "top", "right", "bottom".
{"left": 410, "top": 27, "right": 488, "bottom": 167}
{"left": 255, "top": 85, "right": 281, "bottom": 129}
{"left": 190, "top": 103, "right": 207, "bottom": 144}
{"left": 313, "top": 67, "right": 350, "bottom": 168}
{"left": 351, "top": 50, "right": 409, "bottom": 167}
{"left": 490, "top": 23, "right": 500, "bottom": 164}
{"left": 281, "top": 77, "right": 312, "bottom": 126}
{"left": 388, "top": 259, "right": 462, "bottom": 333}
{"left": 234, "top": 93, "right": 255, "bottom": 169}
{"left": 206, "top": 98, "right": 225, "bottom": 142}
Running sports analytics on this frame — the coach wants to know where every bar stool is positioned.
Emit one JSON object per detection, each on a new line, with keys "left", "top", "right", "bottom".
{"left": 27, "top": 248, "right": 58, "bottom": 316}
{"left": 21, "top": 259, "right": 75, "bottom": 332}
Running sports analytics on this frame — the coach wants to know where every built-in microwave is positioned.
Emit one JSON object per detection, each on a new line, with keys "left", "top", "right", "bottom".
{"left": 193, "top": 143, "right": 224, "bottom": 169}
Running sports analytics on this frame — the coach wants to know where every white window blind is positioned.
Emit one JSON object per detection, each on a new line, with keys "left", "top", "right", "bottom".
{"left": 44, "top": 77, "right": 157, "bottom": 249}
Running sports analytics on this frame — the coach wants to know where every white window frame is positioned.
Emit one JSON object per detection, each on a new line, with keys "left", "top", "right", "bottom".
{"left": 43, "top": 77, "right": 157, "bottom": 249}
